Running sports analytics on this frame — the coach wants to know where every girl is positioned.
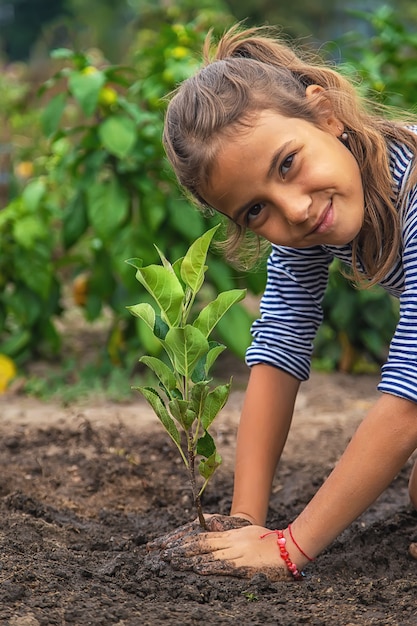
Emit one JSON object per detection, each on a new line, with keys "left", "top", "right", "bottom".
{"left": 159, "top": 24, "right": 417, "bottom": 581}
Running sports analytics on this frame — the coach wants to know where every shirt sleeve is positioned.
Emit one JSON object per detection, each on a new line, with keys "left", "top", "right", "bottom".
{"left": 379, "top": 185, "right": 417, "bottom": 403}
{"left": 245, "top": 244, "right": 333, "bottom": 380}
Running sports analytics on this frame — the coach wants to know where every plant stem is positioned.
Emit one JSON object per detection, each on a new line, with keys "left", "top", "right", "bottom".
{"left": 187, "top": 435, "right": 207, "bottom": 530}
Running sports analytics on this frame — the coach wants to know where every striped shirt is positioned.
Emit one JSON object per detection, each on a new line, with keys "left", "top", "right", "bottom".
{"left": 246, "top": 130, "right": 417, "bottom": 403}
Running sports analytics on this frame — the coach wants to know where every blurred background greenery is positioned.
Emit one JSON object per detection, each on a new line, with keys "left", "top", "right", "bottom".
{"left": 0, "top": 0, "right": 416, "bottom": 399}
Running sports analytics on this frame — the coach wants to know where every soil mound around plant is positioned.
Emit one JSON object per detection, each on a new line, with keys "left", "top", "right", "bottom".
{"left": 0, "top": 371, "right": 416, "bottom": 625}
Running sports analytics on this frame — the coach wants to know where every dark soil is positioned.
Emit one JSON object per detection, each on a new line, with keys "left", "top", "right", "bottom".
{"left": 0, "top": 370, "right": 416, "bottom": 626}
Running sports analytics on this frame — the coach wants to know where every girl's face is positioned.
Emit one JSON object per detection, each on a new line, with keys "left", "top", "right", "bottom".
{"left": 203, "top": 108, "right": 365, "bottom": 248}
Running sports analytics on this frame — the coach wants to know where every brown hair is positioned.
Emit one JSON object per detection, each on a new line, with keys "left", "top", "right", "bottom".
{"left": 163, "top": 24, "right": 417, "bottom": 285}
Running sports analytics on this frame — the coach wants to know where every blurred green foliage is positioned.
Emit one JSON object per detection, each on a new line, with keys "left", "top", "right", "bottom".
{"left": 329, "top": 5, "right": 417, "bottom": 108}
{"left": 1, "top": 3, "right": 416, "bottom": 378}
{"left": 313, "top": 261, "right": 399, "bottom": 373}
{"left": 1, "top": 12, "right": 262, "bottom": 371}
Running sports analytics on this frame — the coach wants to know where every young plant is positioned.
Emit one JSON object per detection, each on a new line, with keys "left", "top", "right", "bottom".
{"left": 127, "top": 225, "right": 246, "bottom": 529}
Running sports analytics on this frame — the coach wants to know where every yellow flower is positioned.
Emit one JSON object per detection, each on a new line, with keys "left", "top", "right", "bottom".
{"left": 98, "top": 86, "right": 118, "bottom": 106}
{"left": 81, "top": 66, "right": 98, "bottom": 75}
{"left": 72, "top": 273, "right": 89, "bottom": 307}
{"left": 172, "top": 24, "right": 191, "bottom": 46}
{"left": 170, "top": 46, "right": 189, "bottom": 60}
{"left": 15, "top": 161, "right": 33, "bottom": 179}
{"left": 0, "top": 354, "right": 17, "bottom": 393}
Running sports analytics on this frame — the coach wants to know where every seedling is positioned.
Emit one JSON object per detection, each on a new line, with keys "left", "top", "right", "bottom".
{"left": 127, "top": 226, "right": 246, "bottom": 529}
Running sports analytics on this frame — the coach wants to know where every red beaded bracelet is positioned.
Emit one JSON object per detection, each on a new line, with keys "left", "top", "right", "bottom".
{"left": 260, "top": 530, "right": 304, "bottom": 580}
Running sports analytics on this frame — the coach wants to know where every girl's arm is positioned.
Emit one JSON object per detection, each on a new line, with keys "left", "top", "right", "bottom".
{"left": 161, "top": 390, "right": 417, "bottom": 579}
{"left": 230, "top": 363, "right": 300, "bottom": 525}
{"left": 290, "top": 392, "right": 417, "bottom": 560}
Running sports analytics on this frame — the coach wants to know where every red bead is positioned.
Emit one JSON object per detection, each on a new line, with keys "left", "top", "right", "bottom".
{"left": 260, "top": 528, "right": 305, "bottom": 581}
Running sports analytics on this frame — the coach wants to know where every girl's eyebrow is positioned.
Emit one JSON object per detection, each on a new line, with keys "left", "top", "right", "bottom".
{"left": 230, "top": 140, "right": 294, "bottom": 223}
{"left": 266, "top": 141, "right": 294, "bottom": 179}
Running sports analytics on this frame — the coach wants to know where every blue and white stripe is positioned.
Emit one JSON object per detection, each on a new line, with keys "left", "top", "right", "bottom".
{"left": 246, "top": 129, "right": 417, "bottom": 403}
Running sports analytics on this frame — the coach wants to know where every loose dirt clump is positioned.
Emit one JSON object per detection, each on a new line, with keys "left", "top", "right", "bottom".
{"left": 0, "top": 371, "right": 416, "bottom": 625}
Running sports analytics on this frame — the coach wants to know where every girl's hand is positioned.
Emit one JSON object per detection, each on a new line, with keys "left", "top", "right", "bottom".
{"left": 159, "top": 524, "right": 293, "bottom": 581}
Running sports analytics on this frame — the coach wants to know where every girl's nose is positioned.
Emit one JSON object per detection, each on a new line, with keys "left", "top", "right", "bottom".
{"left": 280, "top": 193, "right": 311, "bottom": 226}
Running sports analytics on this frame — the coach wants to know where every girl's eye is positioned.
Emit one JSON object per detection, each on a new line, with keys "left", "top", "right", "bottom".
{"left": 246, "top": 203, "right": 264, "bottom": 224}
{"left": 280, "top": 154, "right": 294, "bottom": 176}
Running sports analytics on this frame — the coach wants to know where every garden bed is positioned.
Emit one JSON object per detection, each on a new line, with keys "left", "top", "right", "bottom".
{"left": 0, "top": 370, "right": 416, "bottom": 625}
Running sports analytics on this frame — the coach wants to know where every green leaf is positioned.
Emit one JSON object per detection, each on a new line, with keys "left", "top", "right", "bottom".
{"left": 190, "top": 354, "right": 207, "bottom": 384}
{"left": 154, "top": 245, "right": 176, "bottom": 273}
{"left": 117, "top": 98, "right": 146, "bottom": 123}
{"left": 205, "top": 343, "right": 226, "bottom": 375}
{"left": 168, "top": 197, "right": 206, "bottom": 240}
{"left": 201, "top": 382, "right": 231, "bottom": 430}
{"left": 196, "top": 430, "right": 215, "bottom": 458}
{"left": 134, "top": 386, "right": 181, "bottom": 446}
{"left": 359, "top": 328, "right": 385, "bottom": 357}
{"left": 136, "top": 316, "right": 162, "bottom": 355}
{"left": 15, "top": 248, "right": 52, "bottom": 298}
{"left": 68, "top": 69, "right": 105, "bottom": 116}
{"left": 41, "top": 92, "right": 67, "bottom": 137}
{"left": 190, "top": 382, "right": 209, "bottom": 418}
{"left": 135, "top": 265, "right": 184, "bottom": 326}
{"left": 199, "top": 450, "right": 222, "bottom": 480}
{"left": 191, "top": 342, "right": 226, "bottom": 383}
{"left": 87, "top": 177, "right": 129, "bottom": 239}
{"left": 4, "top": 287, "right": 41, "bottom": 325}
{"left": 154, "top": 315, "right": 169, "bottom": 340}
{"left": 127, "top": 302, "right": 156, "bottom": 331}
{"left": 84, "top": 292, "right": 102, "bottom": 320}
{"left": 172, "top": 257, "right": 185, "bottom": 285}
{"left": 125, "top": 257, "right": 143, "bottom": 270}
{"left": 216, "top": 304, "right": 253, "bottom": 359}
{"left": 13, "top": 216, "right": 48, "bottom": 249}
{"left": 168, "top": 398, "right": 195, "bottom": 429}
{"left": 62, "top": 194, "right": 88, "bottom": 249}
{"left": 50, "top": 48, "right": 75, "bottom": 59}
{"left": 163, "top": 325, "right": 209, "bottom": 377}
{"left": 139, "top": 355, "right": 177, "bottom": 391}
{"left": 99, "top": 115, "right": 137, "bottom": 159}
{"left": 0, "top": 330, "right": 31, "bottom": 357}
{"left": 180, "top": 225, "right": 219, "bottom": 292}
{"left": 22, "top": 179, "right": 47, "bottom": 212}
{"left": 193, "top": 289, "right": 247, "bottom": 337}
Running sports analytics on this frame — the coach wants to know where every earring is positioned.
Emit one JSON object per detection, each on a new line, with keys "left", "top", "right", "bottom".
{"left": 341, "top": 131, "right": 348, "bottom": 141}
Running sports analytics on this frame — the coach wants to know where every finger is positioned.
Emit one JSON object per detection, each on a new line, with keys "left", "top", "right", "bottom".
{"left": 168, "top": 553, "right": 292, "bottom": 581}
{"left": 164, "top": 523, "right": 265, "bottom": 554}
{"left": 167, "top": 551, "right": 238, "bottom": 574}
{"left": 206, "top": 514, "right": 252, "bottom": 532}
{"left": 162, "top": 536, "right": 216, "bottom": 560}
{"left": 146, "top": 513, "right": 222, "bottom": 550}
{"left": 196, "top": 559, "right": 292, "bottom": 582}
{"left": 147, "top": 520, "right": 200, "bottom": 550}
{"left": 194, "top": 559, "right": 256, "bottom": 578}
{"left": 194, "top": 560, "right": 288, "bottom": 581}
{"left": 147, "top": 514, "right": 250, "bottom": 550}
{"left": 163, "top": 529, "right": 238, "bottom": 554}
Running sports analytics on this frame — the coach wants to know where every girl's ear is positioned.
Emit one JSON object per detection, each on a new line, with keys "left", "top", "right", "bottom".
{"left": 305, "top": 84, "right": 341, "bottom": 136}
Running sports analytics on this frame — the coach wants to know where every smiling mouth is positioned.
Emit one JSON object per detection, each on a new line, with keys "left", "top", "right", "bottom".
{"left": 309, "top": 202, "right": 333, "bottom": 235}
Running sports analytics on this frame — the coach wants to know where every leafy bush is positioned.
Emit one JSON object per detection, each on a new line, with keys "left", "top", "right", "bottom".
{"left": 313, "top": 261, "right": 399, "bottom": 373}
{"left": 0, "top": 16, "right": 262, "bottom": 371}
{"left": 336, "top": 6, "right": 417, "bottom": 108}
